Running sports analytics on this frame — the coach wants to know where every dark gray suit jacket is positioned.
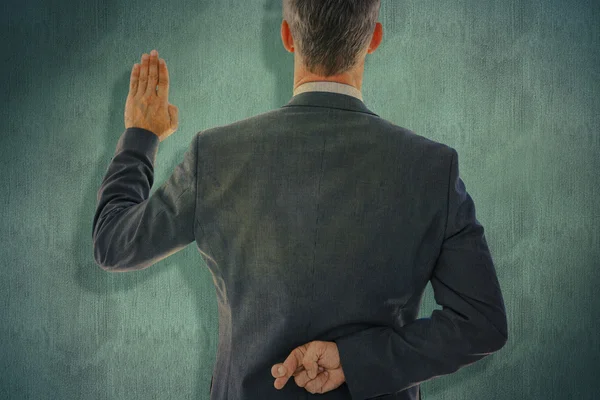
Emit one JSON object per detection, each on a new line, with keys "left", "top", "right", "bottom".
{"left": 93, "top": 91, "right": 508, "bottom": 400}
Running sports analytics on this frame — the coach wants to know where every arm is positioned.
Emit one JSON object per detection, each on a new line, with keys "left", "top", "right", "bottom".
{"left": 333, "top": 148, "right": 508, "bottom": 399}
{"left": 92, "top": 127, "right": 198, "bottom": 271}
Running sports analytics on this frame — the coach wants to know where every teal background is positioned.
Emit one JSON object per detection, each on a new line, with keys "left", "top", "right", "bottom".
{"left": 1, "top": 0, "right": 599, "bottom": 399}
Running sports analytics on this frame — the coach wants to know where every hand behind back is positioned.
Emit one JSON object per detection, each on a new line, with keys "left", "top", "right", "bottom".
{"left": 271, "top": 340, "right": 346, "bottom": 394}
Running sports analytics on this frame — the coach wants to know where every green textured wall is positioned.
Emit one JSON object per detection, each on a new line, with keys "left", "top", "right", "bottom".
{"left": 1, "top": 0, "right": 599, "bottom": 399}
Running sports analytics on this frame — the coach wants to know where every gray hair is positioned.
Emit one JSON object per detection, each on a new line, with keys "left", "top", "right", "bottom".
{"left": 282, "top": 0, "right": 381, "bottom": 77}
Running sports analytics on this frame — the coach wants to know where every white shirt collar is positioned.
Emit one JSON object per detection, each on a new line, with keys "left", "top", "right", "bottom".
{"left": 293, "top": 81, "right": 363, "bottom": 102}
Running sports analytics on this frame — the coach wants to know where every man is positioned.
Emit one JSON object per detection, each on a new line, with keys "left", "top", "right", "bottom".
{"left": 92, "top": 1, "right": 508, "bottom": 399}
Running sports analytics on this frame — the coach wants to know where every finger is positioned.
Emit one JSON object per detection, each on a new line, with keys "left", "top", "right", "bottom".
{"left": 273, "top": 347, "right": 305, "bottom": 389}
{"left": 272, "top": 355, "right": 321, "bottom": 379}
{"left": 303, "top": 370, "right": 329, "bottom": 394}
{"left": 157, "top": 57, "right": 169, "bottom": 101}
{"left": 293, "top": 369, "right": 312, "bottom": 388}
{"left": 273, "top": 363, "right": 302, "bottom": 390}
{"left": 302, "top": 342, "right": 322, "bottom": 380}
{"left": 271, "top": 364, "right": 286, "bottom": 379}
{"left": 129, "top": 63, "right": 140, "bottom": 96}
{"left": 271, "top": 362, "right": 297, "bottom": 390}
{"left": 320, "top": 369, "right": 345, "bottom": 393}
{"left": 293, "top": 366, "right": 325, "bottom": 388}
{"left": 282, "top": 346, "right": 305, "bottom": 377}
{"left": 146, "top": 49, "right": 159, "bottom": 97}
{"left": 137, "top": 53, "right": 149, "bottom": 97}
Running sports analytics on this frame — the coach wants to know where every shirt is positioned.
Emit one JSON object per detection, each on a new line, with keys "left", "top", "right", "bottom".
{"left": 293, "top": 81, "right": 364, "bottom": 101}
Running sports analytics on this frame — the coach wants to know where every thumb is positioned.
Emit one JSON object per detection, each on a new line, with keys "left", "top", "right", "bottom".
{"left": 168, "top": 104, "right": 179, "bottom": 129}
{"left": 302, "top": 341, "right": 323, "bottom": 380}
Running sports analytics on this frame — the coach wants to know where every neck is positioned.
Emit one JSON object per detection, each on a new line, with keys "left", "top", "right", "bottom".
{"left": 292, "top": 56, "right": 365, "bottom": 93}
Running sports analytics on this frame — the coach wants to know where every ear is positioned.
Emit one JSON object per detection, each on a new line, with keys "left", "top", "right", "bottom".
{"left": 367, "top": 22, "right": 383, "bottom": 54}
{"left": 281, "top": 20, "right": 294, "bottom": 53}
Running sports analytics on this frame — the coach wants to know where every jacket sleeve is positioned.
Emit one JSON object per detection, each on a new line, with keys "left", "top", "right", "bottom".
{"left": 92, "top": 127, "right": 198, "bottom": 272}
{"left": 333, "top": 148, "right": 508, "bottom": 399}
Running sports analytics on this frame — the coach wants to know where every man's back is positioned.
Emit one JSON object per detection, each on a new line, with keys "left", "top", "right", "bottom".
{"left": 193, "top": 91, "right": 507, "bottom": 399}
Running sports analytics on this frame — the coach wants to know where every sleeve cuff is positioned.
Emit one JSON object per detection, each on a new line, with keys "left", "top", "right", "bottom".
{"left": 115, "top": 127, "right": 160, "bottom": 164}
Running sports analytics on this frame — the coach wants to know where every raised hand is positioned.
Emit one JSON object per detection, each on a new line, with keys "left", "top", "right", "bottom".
{"left": 125, "top": 49, "right": 179, "bottom": 142}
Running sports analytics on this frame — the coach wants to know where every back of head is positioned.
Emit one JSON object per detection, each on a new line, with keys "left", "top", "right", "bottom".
{"left": 282, "top": 0, "right": 381, "bottom": 78}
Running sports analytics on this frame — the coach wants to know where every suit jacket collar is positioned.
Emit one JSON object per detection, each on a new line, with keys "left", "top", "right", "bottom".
{"left": 282, "top": 91, "right": 380, "bottom": 118}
